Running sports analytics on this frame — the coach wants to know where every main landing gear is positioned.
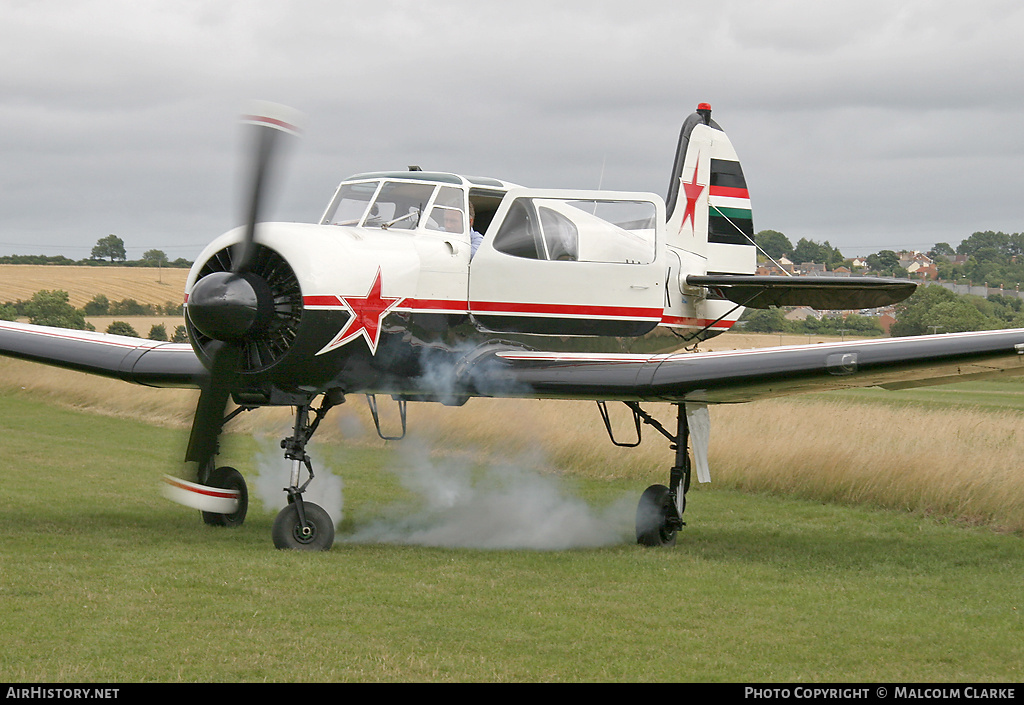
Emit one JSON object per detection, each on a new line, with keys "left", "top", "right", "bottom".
{"left": 600, "top": 401, "right": 692, "bottom": 547}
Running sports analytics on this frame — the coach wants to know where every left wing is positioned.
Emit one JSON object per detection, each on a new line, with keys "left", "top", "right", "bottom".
{"left": 0, "top": 321, "right": 205, "bottom": 388}
{"left": 460, "top": 329, "right": 1024, "bottom": 403}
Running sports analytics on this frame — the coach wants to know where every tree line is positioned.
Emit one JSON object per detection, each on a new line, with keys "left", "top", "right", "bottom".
{"left": 746, "top": 229, "right": 1024, "bottom": 335}
{"left": 740, "top": 284, "right": 1024, "bottom": 338}
{"left": 1, "top": 290, "right": 187, "bottom": 342}
{"left": 741, "top": 309, "right": 885, "bottom": 337}
{"left": 0, "top": 235, "right": 191, "bottom": 268}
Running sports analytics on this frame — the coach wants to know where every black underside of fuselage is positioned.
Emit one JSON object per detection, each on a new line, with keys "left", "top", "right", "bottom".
{"left": 224, "top": 306, "right": 698, "bottom": 406}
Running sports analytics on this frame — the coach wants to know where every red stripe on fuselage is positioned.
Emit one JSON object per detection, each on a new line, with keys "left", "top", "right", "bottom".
{"left": 303, "top": 296, "right": 662, "bottom": 320}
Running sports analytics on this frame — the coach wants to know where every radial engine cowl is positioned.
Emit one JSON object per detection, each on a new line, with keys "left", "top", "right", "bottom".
{"left": 187, "top": 271, "right": 272, "bottom": 341}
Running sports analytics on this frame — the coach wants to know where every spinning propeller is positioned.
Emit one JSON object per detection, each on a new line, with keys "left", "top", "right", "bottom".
{"left": 182, "top": 103, "right": 303, "bottom": 513}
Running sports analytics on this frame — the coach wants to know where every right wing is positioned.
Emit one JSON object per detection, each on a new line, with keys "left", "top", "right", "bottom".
{"left": 0, "top": 321, "right": 205, "bottom": 389}
{"left": 461, "top": 329, "right": 1024, "bottom": 403}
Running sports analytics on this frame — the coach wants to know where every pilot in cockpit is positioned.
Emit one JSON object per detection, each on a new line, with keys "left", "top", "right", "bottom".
{"left": 441, "top": 208, "right": 464, "bottom": 235}
{"left": 468, "top": 202, "right": 482, "bottom": 257}
{"left": 438, "top": 203, "right": 483, "bottom": 258}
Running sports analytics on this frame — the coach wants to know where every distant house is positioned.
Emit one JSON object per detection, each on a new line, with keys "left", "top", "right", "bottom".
{"left": 757, "top": 255, "right": 795, "bottom": 276}
{"left": 798, "top": 262, "right": 827, "bottom": 274}
{"left": 785, "top": 306, "right": 821, "bottom": 321}
{"left": 906, "top": 261, "right": 938, "bottom": 280}
{"left": 899, "top": 250, "right": 934, "bottom": 269}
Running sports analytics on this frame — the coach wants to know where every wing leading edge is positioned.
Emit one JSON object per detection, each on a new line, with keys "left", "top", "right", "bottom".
{"left": 0, "top": 321, "right": 205, "bottom": 388}
{"left": 463, "top": 329, "right": 1024, "bottom": 404}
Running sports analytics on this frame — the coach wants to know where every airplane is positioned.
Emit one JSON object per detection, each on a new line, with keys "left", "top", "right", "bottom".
{"left": 2, "top": 101, "right": 1024, "bottom": 551}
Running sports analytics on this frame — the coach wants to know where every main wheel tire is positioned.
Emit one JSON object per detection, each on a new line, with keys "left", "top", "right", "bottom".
{"left": 635, "top": 484, "right": 678, "bottom": 547}
{"left": 201, "top": 466, "right": 248, "bottom": 527}
{"left": 272, "top": 502, "right": 335, "bottom": 551}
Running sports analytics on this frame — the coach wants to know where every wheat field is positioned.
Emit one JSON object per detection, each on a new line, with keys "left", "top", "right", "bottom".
{"left": 0, "top": 264, "right": 188, "bottom": 308}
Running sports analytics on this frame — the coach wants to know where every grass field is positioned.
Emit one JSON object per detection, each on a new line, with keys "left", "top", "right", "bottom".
{"left": 0, "top": 357, "right": 1022, "bottom": 681}
{"left": 0, "top": 391, "right": 1021, "bottom": 682}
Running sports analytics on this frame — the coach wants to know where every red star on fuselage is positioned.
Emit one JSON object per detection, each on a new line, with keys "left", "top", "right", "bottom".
{"left": 679, "top": 155, "right": 705, "bottom": 233}
{"left": 317, "top": 268, "right": 402, "bottom": 355}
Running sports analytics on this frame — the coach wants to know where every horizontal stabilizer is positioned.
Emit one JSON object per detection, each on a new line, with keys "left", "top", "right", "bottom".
{"left": 686, "top": 275, "right": 916, "bottom": 310}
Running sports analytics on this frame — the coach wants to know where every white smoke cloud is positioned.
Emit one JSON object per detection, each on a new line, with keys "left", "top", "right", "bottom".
{"left": 248, "top": 402, "right": 634, "bottom": 549}
{"left": 252, "top": 435, "right": 345, "bottom": 528}
{"left": 343, "top": 438, "right": 633, "bottom": 550}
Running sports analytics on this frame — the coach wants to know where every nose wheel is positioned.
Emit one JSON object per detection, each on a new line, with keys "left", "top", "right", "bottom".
{"left": 272, "top": 500, "right": 334, "bottom": 551}
{"left": 271, "top": 398, "right": 337, "bottom": 551}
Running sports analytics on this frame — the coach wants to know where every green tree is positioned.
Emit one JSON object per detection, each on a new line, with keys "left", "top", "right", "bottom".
{"left": 106, "top": 321, "right": 139, "bottom": 337}
{"left": 928, "top": 242, "right": 955, "bottom": 258}
{"left": 866, "top": 249, "right": 902, "bottom": 276}
{"left": 142, "top": 249, "right": 168, "bottom": 266}
{"left": 24, "top": 290, "right": 89, "bottom": 330}
{"left": 755, "top": 230, "right": 793, "bottom": 261}
{"left": 171, "top": 325, "right": 189, "bottom": 343}
{"left": 109, "top": 298, "right": 148, "bottom": 316}
{"left": 741, "top": 307, "right": 787, "bottom": 333}
{"left": 891, "top": 285, "right": 994, "bottom": 336}
{"left": 791, "top": 238, "right": 846, "bottom": 269}
{"left": 91, "top": 234, "right": 126, "bottom": 262}
{"left": 957, "top": 231, "right": 1010, "bottom": 263}
{"left": 0, "top": 303, "right": 17, "bottom": 321}
{"left": 82, "top": 293, "right": 110, "bottom": 316}
{"left": 147, "top": 324, "right": 168, "bottom": 341}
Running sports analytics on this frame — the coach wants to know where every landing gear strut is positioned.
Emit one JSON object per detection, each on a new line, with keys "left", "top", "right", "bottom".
{"left": 271, "top": 398, "right": 336, "bottom": 551}
{"left": 620, "top": 402, "right": 691, "bottom": 547}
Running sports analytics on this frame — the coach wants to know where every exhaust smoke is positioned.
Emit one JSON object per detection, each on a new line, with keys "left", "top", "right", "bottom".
{"left": 343, "top": 438, "right": 632, "bottom": 550}
{"left": 249, "top": 429, "right": 632, "bottom": 550}
{"left": 252, "top": 435, "right": 345, "bottom": 528}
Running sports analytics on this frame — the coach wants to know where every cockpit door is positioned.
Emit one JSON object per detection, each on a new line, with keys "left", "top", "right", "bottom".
{"left": 468, "top": 189, "right": 665, "bottom": 336}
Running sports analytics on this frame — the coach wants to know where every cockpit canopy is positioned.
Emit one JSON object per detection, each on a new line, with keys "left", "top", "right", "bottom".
{"left": 319, "top": 171, "right": 516, "bottom": 236}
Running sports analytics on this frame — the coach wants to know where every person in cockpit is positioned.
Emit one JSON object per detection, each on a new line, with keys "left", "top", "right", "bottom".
{"left": 440, "top": 203, "right": 482, "bottom": 258}
{"left": 468, "top": 202, "right": 482, "bottom": 258}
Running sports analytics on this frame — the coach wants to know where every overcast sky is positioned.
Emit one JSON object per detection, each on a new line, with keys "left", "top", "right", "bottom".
{"left": 1, "top": 0, "right": 1022, "bottom": 261}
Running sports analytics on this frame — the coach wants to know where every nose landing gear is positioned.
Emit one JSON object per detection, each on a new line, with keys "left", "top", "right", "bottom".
{"left": 271, "top": 398, "right": 337, "bottom": 551}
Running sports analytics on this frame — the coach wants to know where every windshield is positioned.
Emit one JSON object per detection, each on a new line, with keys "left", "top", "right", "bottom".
{"left": 322, "top": 180, "right": 467, "bottom": 232}
{"left": 424, "top": 186, "right": 467, "bottom": 234}
{"left": 368, "top": 182, "right": 437, "bottom": 230}
{"left": 321, "top": 181, "right": 380, "bottom": 226}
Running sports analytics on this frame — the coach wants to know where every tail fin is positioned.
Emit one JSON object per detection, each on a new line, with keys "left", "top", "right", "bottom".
{"left": 662, "top": 104, "right": 756, "bottom": 340}
{"left": 665, "top": 103, "right": 755, "bottom": 275}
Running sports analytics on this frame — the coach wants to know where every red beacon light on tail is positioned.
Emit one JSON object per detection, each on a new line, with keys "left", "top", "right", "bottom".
{"left": 697, "top": 103, "right": 712, "bottom": 124}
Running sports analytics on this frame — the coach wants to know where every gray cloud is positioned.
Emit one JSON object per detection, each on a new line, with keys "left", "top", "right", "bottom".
{"left": 1, "top": 0, "right": 1022, "bottom": 260}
